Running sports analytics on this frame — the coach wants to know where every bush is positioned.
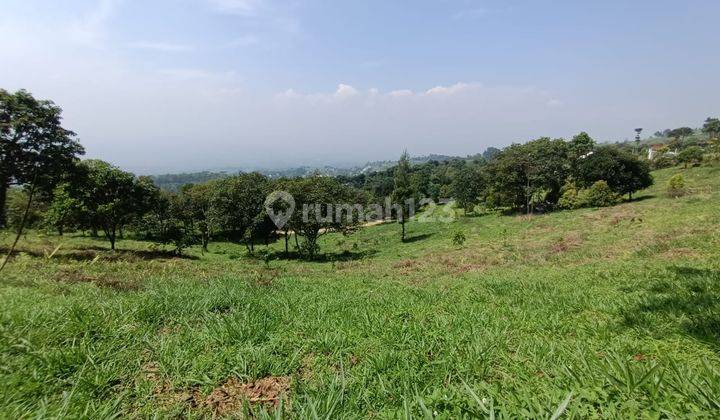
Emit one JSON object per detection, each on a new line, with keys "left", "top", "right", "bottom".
{"left": 559, "top": 182, "right": 582, "bottom": 210}
{"left": 651, "top": 155, "right": 677, "bottom": 170}
{"left": 451, "top": 231, "right": 466, "bottom": 246}
{"left": 666, "top": 174, "right": 686, "bottom": 198}
{"left": 677, "top": 146, "right": 705, "bottom": 168}
{"left": 585, "top": 181, "right": 622, "bottom": 207}
{"left": 560, "top": 180, "right": 621, "bottom": 209}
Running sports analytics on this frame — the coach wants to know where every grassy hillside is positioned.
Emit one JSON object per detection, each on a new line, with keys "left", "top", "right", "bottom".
{"left": 1, "top": 165, "right": 719, "bottom": 418}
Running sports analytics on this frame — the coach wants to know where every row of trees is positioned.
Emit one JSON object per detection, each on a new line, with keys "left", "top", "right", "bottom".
{"left": 41, "top": 161, "right": 366, "bottom": 257}
{"left": 2, "top": 89, "right": 669, "bottom": 259}
{"left": 371, "top": 133, "right": 653, "bottom": 216}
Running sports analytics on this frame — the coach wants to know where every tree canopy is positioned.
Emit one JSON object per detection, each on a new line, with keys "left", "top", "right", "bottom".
{"left": 0, "top": 89, "right": 84, "bottom": 227}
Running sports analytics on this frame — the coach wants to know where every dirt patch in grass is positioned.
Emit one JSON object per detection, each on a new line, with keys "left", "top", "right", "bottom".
{"left": 393, "top": 259, "right": 423, "bottom": 274}
{"left": 582, "top": 206, "right": 641, "bottom": 227}
{"left": 248, "top": 268, "right": 280, "bottom": 286}
{"left": 550, "top": 233, "right": 584, "bottom": 254}
{"left": 53, "top": 267, "right": 141, "bottom": 291}
{"left": 205, "top": 376, "right": 290, "bottom": 414}
{"left": 660, "top": 247, "right": 700, "bottom": 260}
{"left": 150, "top": 372, "right": 290, "bottom": 416}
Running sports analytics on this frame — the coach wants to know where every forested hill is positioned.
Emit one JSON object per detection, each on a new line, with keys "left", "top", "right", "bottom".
{"left": 150, "top": 171, "right": 230, "bottom": 192}
{"left": 150, "top": 153, "right": 492, "bottom": 191}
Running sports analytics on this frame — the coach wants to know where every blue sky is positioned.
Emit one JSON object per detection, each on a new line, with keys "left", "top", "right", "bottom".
{"left": 2, "top": 0, "right": 719, "bottom": 173}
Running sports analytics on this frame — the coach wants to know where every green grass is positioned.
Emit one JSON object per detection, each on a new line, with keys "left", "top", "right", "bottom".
{"left": 1, "top": 165, "right": 720, "bottom": 418}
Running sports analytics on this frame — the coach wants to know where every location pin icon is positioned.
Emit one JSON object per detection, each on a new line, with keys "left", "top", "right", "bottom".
{"left": 265, "top": 191, "right": 295, "bottom": 229}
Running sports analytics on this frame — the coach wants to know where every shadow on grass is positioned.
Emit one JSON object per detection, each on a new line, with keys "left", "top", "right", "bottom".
{"left": 0, "top": 245, "right": 198, "bottom": 262}
{"left": 268, "top": 249, "right": 378, "bottom": 263}
{"left": 622, "top": 265, "right": 720, "bottom": 348}
{"left": 627, "top": 194, "right": 656, "bottom": 203}
{"left": 402, "top": 233, "right": 434, "bottom": 243}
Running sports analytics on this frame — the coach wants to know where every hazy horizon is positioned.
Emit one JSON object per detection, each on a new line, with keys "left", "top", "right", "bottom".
{"left": 2, "top": 0, "right": 719, "bottom": 173}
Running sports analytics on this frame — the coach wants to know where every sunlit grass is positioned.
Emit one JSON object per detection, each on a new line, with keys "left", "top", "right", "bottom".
{"left": 1, "top": 165, "right": 719, "bottom": 417}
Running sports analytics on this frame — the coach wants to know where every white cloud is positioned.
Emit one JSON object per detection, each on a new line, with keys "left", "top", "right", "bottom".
{"left": 389, "top": 89, "right": 414, "bottom": 97}
{"left": 425, "top": 82, "right": 479, "bottom": 95}
{"left": 335, "top": 84, "right": 360, "bottom": 98}
{"left": 128, "top": 42, "right": 195, "bottom": 52}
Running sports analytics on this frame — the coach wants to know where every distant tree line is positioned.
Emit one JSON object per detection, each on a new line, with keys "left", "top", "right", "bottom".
{"left": 4, "top": 89, "right": 718, "bottom": 259}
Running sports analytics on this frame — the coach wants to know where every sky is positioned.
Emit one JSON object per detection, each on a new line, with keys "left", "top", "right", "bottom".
{"left": 1, "top": 0, "right": 719, "bottom": 173}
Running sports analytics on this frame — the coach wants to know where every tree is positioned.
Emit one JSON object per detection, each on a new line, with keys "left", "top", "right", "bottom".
{"left": 210, "top": 173, "right": 268, "bottom": 252}
{"left": 283, "top": 176, "right": 361, "bottom": 259}
{"left": 0, "top": 89, "right": 84, "bottom": 227}
{"left": 568, "top": 132, "right": 596, "bottom": 160}
{"left": 667, "top": 127, "right": 694, "bottom": 149}
{"left": 45, "top": 182, "right": 82, "bottom": 235}
{"left": 482, "top": 147, "right": 501, "bottom": 161}
{"left": 576, "top": 146, "right": 653, "bottom": 200}
{"left": 677, "top": 146, "right": 704, "bottom": 168}
{"left": 451, "top": 164, "right": 485, "bottom": 213}
{"left": 51, "top": 160, "right": 152, "bottom": 250}
{"left": 702, "top": 117, "right": 720, "bottom": 140}
{"left": 392, "top": 151, "right": 415, "bottom": 241}
{"left": 181, "top": 181, "right": 218, "bottom": 252}
{"left": 484, "top": 138, "right": 569, "bottom": 213}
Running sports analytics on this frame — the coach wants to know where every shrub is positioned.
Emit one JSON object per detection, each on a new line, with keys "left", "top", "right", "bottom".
{"left": 651, "top": 155, "right": 677, "bottom": 170}
{"left": 666, "top": 174, "right": 686, "bottom": 198}
{"left": 559, "top": 182, "right": 582, "bottom": 210}
{"left": 677, "top": 146, "right": 705, "bottom": 168}
{"left": 451, "top": 231, "right": 466, "bottom": 246}
{"left": 585, "top": 181, "right": 622, "bottom": 207}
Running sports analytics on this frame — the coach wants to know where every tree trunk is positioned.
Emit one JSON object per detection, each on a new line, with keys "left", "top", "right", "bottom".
{"left": 401, "top": 219, "right": 406, "bottom": 242}
{"left": 0, "top": 178, "right": 37, "bottom": 274}
{"left": 284, "top": 229, "right": 289, "bottom": 255}
{"left": 0, "top": 178, "right": 8, "bottom": 228}
{"left": 202, "top": 233, "right": 209, "bottom": 252}
{"left": 105, "top": 225, "right": 116, "bottom": 250}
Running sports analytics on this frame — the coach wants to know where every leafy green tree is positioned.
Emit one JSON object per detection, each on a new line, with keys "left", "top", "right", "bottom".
{"left": 181, "top": 181, "right": 219, "bottom": 252}
{"left": 45, "top": 182, "right": 82, "bottom": 235}
{"left": 576, "top": 146, "right": 653, "bottom": 200}
{"left": 50, "top": 160, "right": 153, "bottom": 250}
{"left": 451, "top": 164, "right": 485, "bottom": 213}
{"left": 0, "top": 89, "right": 84, "bottom": 227}
{"left": 482, "top": 147, "right": 501, "bottom": 161}
{"left": 568, "top": 132, "right": 596, "bottom": 160}
{"left": 677, "top": 146, "right": 704, "bottom": 168}
{"left": 284, "top": 176, "right": 361, "bottom": 259}
{"left": 5, "top": 188, "right": 46, "bottom": 229}
{"left": 485, "top": 138, "right": 569, "bottom": 213}
{"left": 392, "top": 151, "right": 415, "bottom": 241}
{"left": 210, "top": 173, "right": 268, "bottom": 252}
{"left": 702, "top": 118, "right": 720, "bottom": 140}
{"left": 667, "top": 127, "right": 694, "bottom": 149}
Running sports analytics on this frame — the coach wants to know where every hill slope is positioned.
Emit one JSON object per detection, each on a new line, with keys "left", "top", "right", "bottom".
{"left": 1, "top": 165, "right": 719, "bottom": 417}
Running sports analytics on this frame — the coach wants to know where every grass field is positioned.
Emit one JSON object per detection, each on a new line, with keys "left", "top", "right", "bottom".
{"left": 1, "top": 165, "right": 719, "bottom": 418}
